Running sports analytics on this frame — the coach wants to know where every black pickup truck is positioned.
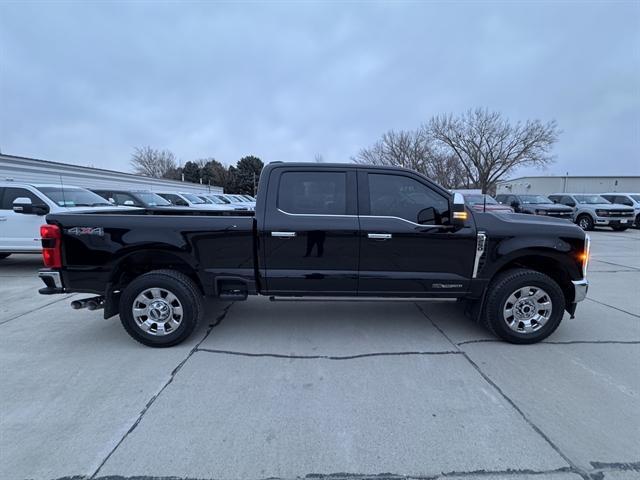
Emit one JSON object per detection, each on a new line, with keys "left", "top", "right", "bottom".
{"left": 36, "top": 163, "right": 590, "bottom": 347}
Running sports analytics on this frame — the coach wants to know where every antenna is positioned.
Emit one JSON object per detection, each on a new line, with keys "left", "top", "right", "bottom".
{"left": 60, "top": 175, "right": 67, "bottom": 207}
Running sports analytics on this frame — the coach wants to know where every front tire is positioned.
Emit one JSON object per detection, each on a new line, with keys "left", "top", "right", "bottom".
{"left": 483, "top": 268, "right": 565, "bottom": 344}
{"left": 576, "top": 214, "right": 594, "bottom": 231}
{"left": 119, "top": 270, "right": 203, "bottom": 347}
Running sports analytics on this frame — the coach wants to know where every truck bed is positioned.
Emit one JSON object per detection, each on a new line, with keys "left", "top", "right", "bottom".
{"left": 47, "top": 211, "right": 256, "bottom": 295}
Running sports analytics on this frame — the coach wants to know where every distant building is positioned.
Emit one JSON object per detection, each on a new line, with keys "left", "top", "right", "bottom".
{"left": 496, "top": 176, "right": 640, "bottom": 195}
{"left": 0, "top": 153, "right": 223, "bottom": 194}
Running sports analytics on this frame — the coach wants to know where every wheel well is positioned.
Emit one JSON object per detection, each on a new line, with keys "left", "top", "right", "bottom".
{"left": 496, "top": 255, "right": 574, "bottom": 305}
{"left": 110, "top": 250, "right": 203, "bottom": 294}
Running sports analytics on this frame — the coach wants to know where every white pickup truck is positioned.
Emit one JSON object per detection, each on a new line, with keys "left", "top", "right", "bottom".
{"left": 0, "top": 182, "right": 132, "bottom": 258}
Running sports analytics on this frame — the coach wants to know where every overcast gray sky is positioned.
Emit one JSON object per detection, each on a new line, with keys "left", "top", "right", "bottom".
{"left": 1, "top": 1, "right": 638, "bottom": 177}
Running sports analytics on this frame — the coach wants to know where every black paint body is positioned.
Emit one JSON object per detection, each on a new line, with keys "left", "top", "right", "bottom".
{"left": 41, "top": 163, "right": 588, "bottom": 317}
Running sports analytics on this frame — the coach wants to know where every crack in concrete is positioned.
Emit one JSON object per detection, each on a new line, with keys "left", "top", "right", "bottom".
{"left": 43, "top": 461, "right": 637, "bottom": 480}
{"left": 196, "top": 348, "right": 463, "bottom": 360}
{"left": 585, "top": 297, "right": 640, "bottom": 319}
{"left": 591, "top": 259, "right": 640, "bottom": 272}
{"left": 88, "top": 303, "right": 234, "bottom": 479}
{"left": 457, "top": 339, "right": 640, "bottom": 346}
{"left": 414, "top": 304, "right": 590, "bottom": 480}
{"left": 0, "top": 294, "right": 76, "bottom": 326}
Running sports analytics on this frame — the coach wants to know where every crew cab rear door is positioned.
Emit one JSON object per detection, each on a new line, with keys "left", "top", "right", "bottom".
{"left": 261, "top": 167, "right": 359, "bottom": 295}
{"left": 357, "top": 169, "right": 476, "bottom": 297}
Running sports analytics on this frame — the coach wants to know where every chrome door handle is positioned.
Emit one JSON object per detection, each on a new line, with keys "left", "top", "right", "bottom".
{"left": 271, "top": 231, "right": 297, "bottom": 238}
{"left": 368, "top": 233, "right": 392, "bottom": 240}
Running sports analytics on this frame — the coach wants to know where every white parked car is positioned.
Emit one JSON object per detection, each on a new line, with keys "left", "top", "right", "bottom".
{"left": 0, "top": 182, "right": 133, "bottom": 257}
{"left": 155, "top": 191, "right": 230, "bottom": 210}
{"left": 208, "top": 193, "right": 252, "bottom": 210}
{"left": 601, "top": 193, "right": 640, "bottom": 228}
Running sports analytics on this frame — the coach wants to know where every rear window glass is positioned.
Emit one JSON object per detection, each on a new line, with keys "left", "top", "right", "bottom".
{"left": 278, "top": 172, "right": 346, "bottom": 215}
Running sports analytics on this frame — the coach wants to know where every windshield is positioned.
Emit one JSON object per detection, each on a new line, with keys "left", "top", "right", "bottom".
{"left": 229, "top": 195, "right": 244, "bottom": 202}
{"left": 136, "top": 192, "right": 171, "bottom": 206}
{"left": 519, "top": 195, "right": 553, "bottom": 204}
{"left": 207, "top": 195, "right": 226, "bottom": 204}
{"left": 242, "top": 195, "right": 256, "bottom": 201}
{"left": 181, "top": 193, "right": 205, "bottom": 204}
{"left": 464, "top": 194, "right": 498, "bottom": 205}
{"left": 39, "top": 187, "right": 112, "bottom": 207}
{"left": 214, "top": 195, "right": 232, "bottom": 204}
{"left": 197, "top": 196, "right": 213, "bottom": 203}
{"left": 574, "top": 195, "right": 609, "bottom": 204}
{"left": 631, "top": 195, "right": 640, "bottom": 202}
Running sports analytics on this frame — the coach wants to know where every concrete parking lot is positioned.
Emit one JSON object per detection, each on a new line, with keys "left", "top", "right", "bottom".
{"left": 1, "top": 229, "right": 638, "bottom": 480}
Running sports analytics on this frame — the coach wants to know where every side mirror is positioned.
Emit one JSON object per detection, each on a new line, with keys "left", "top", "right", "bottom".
{"left": 417, "top": 207, "right": 437, "bottom": 225}
{"left": 451, "top": 193, "right": 468, "bottom": 228}
{"left": 13, "top": 197, "right": 34, "bottom": 215}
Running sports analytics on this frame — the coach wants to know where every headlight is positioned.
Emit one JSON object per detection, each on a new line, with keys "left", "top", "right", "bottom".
{"left": 595, "top": 209, "right": 607, "bottom": 216}
{"left": 535, "top": 209, "right": 547, "bottom": 215}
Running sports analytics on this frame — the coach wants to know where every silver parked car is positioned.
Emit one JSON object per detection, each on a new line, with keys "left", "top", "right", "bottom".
{"left": 548, "top": 193, "right": 635, "bottom": 231}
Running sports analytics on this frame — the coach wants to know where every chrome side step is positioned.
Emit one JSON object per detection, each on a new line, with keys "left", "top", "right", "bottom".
{"left": 268, "top": 296, "right": 458, "bottom": 303}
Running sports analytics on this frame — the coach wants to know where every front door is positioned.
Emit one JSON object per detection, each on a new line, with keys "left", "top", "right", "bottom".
{"left": 262, "top": 168, "right": 359, "bottom": 295}
{"left": 357, "top": 170, "right": 476, "bottom": 297}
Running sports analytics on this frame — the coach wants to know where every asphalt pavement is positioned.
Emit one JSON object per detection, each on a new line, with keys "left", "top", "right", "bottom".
{"left": 1, "top": 229, "right": 638, "bottom": 480}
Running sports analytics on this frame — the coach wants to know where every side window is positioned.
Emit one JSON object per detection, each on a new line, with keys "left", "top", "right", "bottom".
{"left": 1, "top": 187, "right": 43, "bottom": 210}
{"left": 561, "top": 196, "right": 576, "bottom": 207}
{"left": 616, "top": 196, "right": 632, "bottom": 206}
{"left": 278, "top": 172, "right": 347, "bottom": 215}
{"left": 496, "top": 195, "right": 506, "bottom": 204}
{"left": 367, "top": 173, "right": 449, "bottom": 224}
{"left": 159, "top": 193, "right": 183, "bottom": 205}
{"left": 113, "top": 192, "right": 140, "bottom": 206}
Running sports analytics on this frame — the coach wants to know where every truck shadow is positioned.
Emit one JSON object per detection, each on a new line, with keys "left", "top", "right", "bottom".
{"left": 198, "top": 297, "right": 490, "bottom": 356}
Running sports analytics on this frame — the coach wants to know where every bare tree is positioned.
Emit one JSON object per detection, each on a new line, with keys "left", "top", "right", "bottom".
{"left": 354, "top": 128, "right": 466, "bottom": 189}
{"left": 427, "top": 108, "right": 560, "bottom": 193}
{"left": 314, "top": 153, "right": 325, "bottom": 163}
{"left": 130, "top": 146, "right": 178, "bottom": 178}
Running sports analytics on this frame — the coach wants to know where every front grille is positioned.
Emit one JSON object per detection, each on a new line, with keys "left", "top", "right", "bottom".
{"left": 609, "top": 210, "right": 634, "bottom": 217}
{"left": 548, "top": 211, "right": 572, "bottom": 217}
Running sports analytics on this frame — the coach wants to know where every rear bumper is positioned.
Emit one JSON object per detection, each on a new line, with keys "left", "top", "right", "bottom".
{"left": 38, "top": 270, "right": 65, "bottom": 295}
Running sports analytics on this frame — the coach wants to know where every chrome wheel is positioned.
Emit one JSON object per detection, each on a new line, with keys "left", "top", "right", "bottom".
{"left": 132, "top": 288, "right": 183, "bottom": 336}
{"left": 578, "top": 217, "right": 591, "bottom": 230}
{"left": 503, "top": 286, "right": 553, "bottom": 334}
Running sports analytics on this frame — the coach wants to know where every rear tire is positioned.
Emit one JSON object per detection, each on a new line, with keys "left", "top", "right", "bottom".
{"left": 482, "top": 268, "right": 565, "bottom": 344}
{"left": 0, "top": 253, "right": 10, "bottom": 259}
{"left": 576, "top": 214, "right": 594, "bottom": 231}
{"left": 119, "top": 269, "right": 203, "bottom": 347}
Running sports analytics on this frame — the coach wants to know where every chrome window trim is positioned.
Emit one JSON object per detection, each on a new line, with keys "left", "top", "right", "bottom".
{"left": 276, "top": 208, "right": 442, "bottom": 228}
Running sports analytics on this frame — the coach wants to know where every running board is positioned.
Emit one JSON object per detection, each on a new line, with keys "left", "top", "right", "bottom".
{"left": 269, "top": 296, "right": 458, "bottom": 303}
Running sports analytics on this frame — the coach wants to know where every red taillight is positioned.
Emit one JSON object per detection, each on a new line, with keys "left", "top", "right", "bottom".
{"left": 40, "top": 224, "right": 62, "bottom": 268}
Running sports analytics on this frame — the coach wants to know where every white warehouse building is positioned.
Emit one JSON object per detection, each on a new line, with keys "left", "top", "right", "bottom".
{"left": 0, "top": 154, "right": 223, "bottom": 194}
{"left": 496, "top": 175, "right": 640, "bottom": 196}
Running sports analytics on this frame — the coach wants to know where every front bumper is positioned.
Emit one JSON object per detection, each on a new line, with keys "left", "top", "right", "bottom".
{"left": 594, "top": 216, "right": 633, "bottom": 226}
{"left": 38, "top": 270, "right": 65, "bottom": 295}
{"left": 572, "top": 279, "right": 588, "bottom": 303}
